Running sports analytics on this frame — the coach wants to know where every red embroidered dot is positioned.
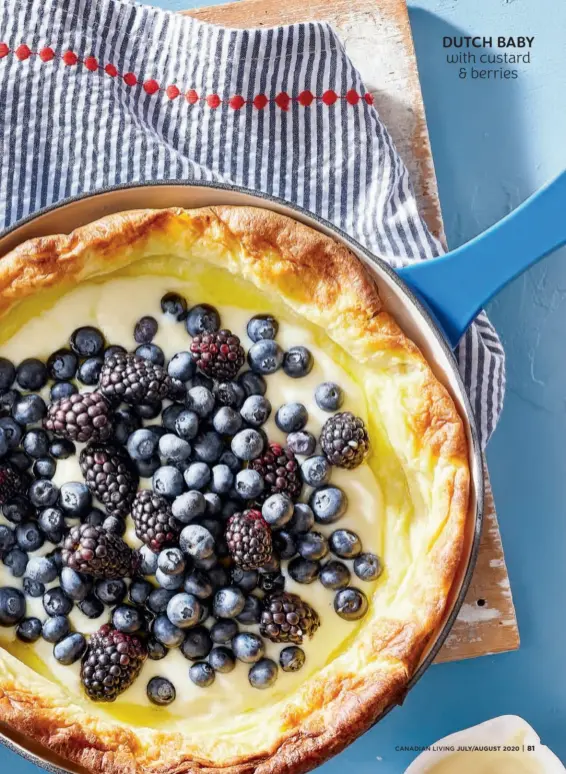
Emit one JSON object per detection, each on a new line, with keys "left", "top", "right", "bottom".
{"left": 186, "top": 89, "right": 199, "bottom": 104}
{"left": 322, "top": 90, "right": 338, "bottom": 106}
{"left": 143, "top": 79, "right": 159, "bottom": 95}
{"left": 166, "top": 85, "right": 180, "bottom": 100}
{"left": 364, "top": 93, "right": 374, "bottom": 105}
{"left": 105, "top": 63, "right": 118, "bottom": 77}
{"left": 0, "top": 43, "right": 9, "bottom": 59}
{"left": 84, "top": 56, "right": 98, "bottom": 72}
{"left": 124, "top": 72, "right": 137, "bottom": 87}
{"left": 229, "top": 95, "right": 245, "bottom": 110}
{"left": 275, "top": 92, "right": 290, "bottom": 111}
{"left": 298, "top": 90, "right": 314, "bottom": 107}
{"left": 206, "top": 94, "right": 221, "bottom": 108}
{"left": 345, "top": 89, "right": 360, "bottom": 105}
{"left": 15, "top": 44, "right": 31, "bottom": 61}
{"left": 62, "top": 50, "right": 78, "bottom": 66}
{"left": 39, "top": 46, "right": 55, "bottom": 62}
{"left": 253, "top": 94, "right": 268, "bottom": 110}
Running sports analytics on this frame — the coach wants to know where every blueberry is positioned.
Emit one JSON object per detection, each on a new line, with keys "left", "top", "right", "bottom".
{"left": 179, "top": 525, "right": 215, "bottom": 559}
{"left": 113, "top": 407, "right": 141, "bottom": 445}
{"left": 166, "top": 353, "right": 194, "bottom": 384}
{"left": 329, "top": 529, "right": 362, "bottom": 559}
{"left": 79, "top": 594, "right": 104, "bottom": 619}
{"left": 85, "top": 508, "right": 106, "bottom": 527}
{"left": 0, "top": 358, "right": 15, "bottom": 391}
{"left": 209, "top": 619, "right": 237, "bottom": 645}
{"left": 193, "top": 431, "right": 224, "bottom": 464}
{"left": 13, "top": 393, "right": 47, "bottom": 425}
{"left": 310, "top": 486, "right": 347, "bottom": 524}
{"left": 95, "top": 578, "right": 127, "bottom": 605}
{"left": 49, "top": 438, "right": 75, "bottom": 460}
{"left": 153, "top": 614, "right": 184, "bottom": 648}
{"left": 315, "top": 382, "right": 344, "bottom": 412}
{"left": 28, "top": 479, "right": 57, "bottom": 509}
{"left": 33, "top": 456, "right": 56, "bottom": 479}
{"left": 134, "top": 316, "right": 158, "bottom": 344}
{"left": 232, "top": 632, "right": 265, "bottom": 663}
{"left": 155, "top": 568, "right": 184, "bottom": 590}
{"left": 3, "top": 548, "right": 28, "bottom": 577}
{"left": 213, "top": 381, "right": 245, "bottom": 408}
{"left": 134, "top": 400, "right": 162, "bottom": 420}
{"left": 0, "top": 417, "right": 22, "bottom": 448}
{"left": 156, "top": 436, "right": 190, "bottom": 467}
{"left": 43, "top": 587, "right": 73, "bottom": 617}
{"left": 231, "top": 428, "right": 264, "bottom": 461}
{"left": 247, "top": 340, "right": 284, "bottom": 375}
{"left": 136, "top": 545, "right": 158, "bottom": 577}
{"left": 59, "top": 482, "right": 91, "bottom": 518}
{"left": 26, "top": 556, "right": 57, "bottom": 584}
{"left": 54, "top": 632, "right": 86, "bottom": 664}
{"left": 207, "top": 569, "right": 229, "bottom": 595}
{"left": 47, "top": 548, "right": 63, "bottom": 571}
{"left": 147, "top": 588, "right": 175, "bottom": 614}
{"left": 210, "top": 464, "right": 234, "bottom": 497}
{"left": 186, "top": 304, "right": 220, "bottom": 336}
{"left": 169, "top": 491, "right": 204, "bottom": 526}
{"left": 103, "top": 515, "right": 126, "bottom": 536}
{"left": 234, "top": 469, "right": 264, "bottom": 500}
{"left": 296, "top": 531, "right": 328, "bottom": 561}
{"left": 353, "top": 552, "right": 382, "bottom": 582}
{"left": 0, "top": 428, "right": 8, "bottom": 457}
{"left": 180, "top": 624, "right": 211, "bottom": 659}
{"left": 222, "top": 499, "right": 240, "bottom": 521}
{"left": 0, "top": 587, "right": 26, "bottom": 625}
{"left": 249, "top": 658, "right": 278, "bottom": 689}
{"left": 262, "top": 494, "right": 293, "bottom": 528}
{"left": 218, "top": 451, "right": 239, "bottom": 475}
{"left": 189, "top": 661, "right": 215, "bottom": 687}
{"left": 275, "top": 403, "right": 308, "bottom": 433}
{"left": 194, "top": 554, "right": 217, "bottom": 571}
{"left": 301, "top": 456, "right": 331, "bottom": 488}
{"left": 158, "top": 548, "right": 186, "bottom": 576}
{"left": 246, "top": 315, "right": 278, "bottom": 342}
{"left": 231, "top": 567, "right": 259, "bottom": 593}
{"left": 16, "top": 358, "right": 48, "bottom": 391}
{"left": 181, "top": 569, "right": 211, "bottom": 600}
{"left": 287, "top": 503, "right": 315, "bottom": 535}
{"left": 50, "top": 381, "right": 78, "bottom": 401}
{"left": 23, "top": 578, "right": 45, "bottom": 598}
{"left": 38, "top": 507, "right": 65, "bottom": 541}
{"left": 60, "top": 567, "right": 91, "bottom": 601}
{"left": 320, "top": 560, "right": 351, "bottom": 590}
{"left": 0, "top": 524, "right": 14, "bottom": 552}
{"left": 3, "top": 495, "right": 34, "bottom": 525}
{"left": 188, "top": 373, "right": 214, "bottom": 391}
{"left": 186, "top": 386, "right": 215, "bottom": 418}
{"left": 113, "top": 604, "right": 144, "bottom": 633}
{"left": 41, "top": 615, "right": 70, "bottom": 643}
{"left": 104, "top": 345, "right": 127, "bottom": 360}
{"left": 212, "top": 406, "right": 242, "bottom": 436}
{"left": 16, "top": 521, "right": 43, "bottom": 552}
{"left": 152, "top": 465, "right": 185, "bottom": 499}
{"left": 279, "top": 646, "right": 305, "bottom": 672}
{"left": 238, "top": 396, "right": 270, "bottom": 428}
{"left": 135, "top": 344, "right": 165, "bottom": 366}
{"left": 135, "top": 456, "right": 161, "bottom": 478}
{"left": 283, "top": 346, "right": 313, "bottom": 378}
{"left": 47, "top": 349, "right": 78, "bottom": 381}
{"left": 213, "top": 587, "right": 245, "bottom": 618}
{"left": 237, "top": 594, "right": 262, "bottom": 625}
{"left": 288, "top": 557, "right": 320, "bottom": 584}
{"left": 334, "top": 587, "right": 368, "bottom": 620}
{"left": 70, "top": 326, "right": 105, "bottom": 357}
{"left": 7, "top": 450, "right": 31, "bottom": 472}
{"left": 161, "top": 292, "right": 188, "bottom": 321}
{"left": 147, "top": 639, "right": 168, "bottom": 660}
{"left": 147, "top": 676, "right": 176, "bottom": 705}
{"left": 273, "top": 530, "right": 297, "bottom": 560}
{"left": 286, "top": 431, "right": 315, "bottom": 457}
{"left": 129, "top": 579, "right": 152, "bottom": 606}
{"left": 174, "top": 410, "right": 200, "bottom": 442}
{"left": 204, "top": 493, "right": 222, "bottom": 517}
{"left": 77, "top": 356, "right": 103, "bottom": 385}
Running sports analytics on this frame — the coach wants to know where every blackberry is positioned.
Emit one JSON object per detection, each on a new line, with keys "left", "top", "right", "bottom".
{"left": 320, "top": 412, "right": 370, "bottom": 469}
{"left": 225, "top": 509, "right": 272, "bottom": 571}
{"left": 99, "top": 353, "right": 172, "bottom": 405}
{"left": 44, "top": 392, "right": 113, "bottom": 443}
{"left": 189, "top": 329, "right": 245, "bottom": 381}
{"left": 0, "top": 463, "right": 25, "bottom": 505}
{"left": 249, "top": 443, "right": 302, "bottom": 504}
{"left": 62, "top": 524, "right": 135, "bottom": 579}
{"left": 131, "top": 490, "right": 181, "bottom": 553}
{"left": 260, "top": 591, "right": 320, "bottom": 644}
{"left": 81, "top": 624, "right": 146, "bottom": 702}
{"left": 79, "top": 443, "right": 139, "bottom": 518}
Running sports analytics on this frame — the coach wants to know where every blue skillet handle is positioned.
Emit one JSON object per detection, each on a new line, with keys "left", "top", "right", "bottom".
{"left": 397, "top": 171, "right": 566, "bottom": 348}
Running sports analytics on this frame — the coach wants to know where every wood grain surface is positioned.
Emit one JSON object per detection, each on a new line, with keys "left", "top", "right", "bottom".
{"left": 184, "top": 0, "right": 519, "bottom": 662}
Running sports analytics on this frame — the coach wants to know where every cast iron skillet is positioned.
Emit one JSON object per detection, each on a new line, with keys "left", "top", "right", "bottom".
{"left": 0, "top": 173, "right": 563, "bottom": 773}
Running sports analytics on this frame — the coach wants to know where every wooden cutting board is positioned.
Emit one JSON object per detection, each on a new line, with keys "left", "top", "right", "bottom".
{"left": 184, "top": 0, "right": 519, "bottom": 662}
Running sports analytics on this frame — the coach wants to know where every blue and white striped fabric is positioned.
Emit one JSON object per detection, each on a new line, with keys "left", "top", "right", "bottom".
{"left": 0, "top": 0, "right": 504, "bottom": 446}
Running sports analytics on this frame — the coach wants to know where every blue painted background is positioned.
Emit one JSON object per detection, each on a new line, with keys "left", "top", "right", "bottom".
{"left": 2, "top": 0, "right": 565, "bottom": 772}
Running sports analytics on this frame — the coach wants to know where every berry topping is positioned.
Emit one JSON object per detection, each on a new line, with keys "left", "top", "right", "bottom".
{"left": 131, "top": 490, "right": 181, "bottom": 553}
{"left": 99, "top": 353, "right": 171, "bottom": 405}
{"left": 44, "top": 392, "right": 113, "bottom": 444}
{"left": 225, "top": 510, "right": 273, "bottom": 571}
{"left": 320, "top": 411, "right": 370, "bottom": 469}
{"left": 79, "top": 443, "right": 139, "bottom": 518}
{"left": 249, "top": 442, "right": 302, "bottom": 503}
{"left": 62, "top": 524, "right": 136, "bottom": 579}
{"left": 190, "top": 329, "right": 245, "bottom": 381}
{"left": 0, "top": 463, "right": 25, "bottom": 505}
{"left": 81, "top": 624, "right": 147, "bottom": 701}
{"left": 260, "top": 591, "right": 319, "bottom": 644}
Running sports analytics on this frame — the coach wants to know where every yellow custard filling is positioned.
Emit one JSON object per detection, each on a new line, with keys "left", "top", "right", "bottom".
{"left": 0, "top": 258, "right": 419, "bottom": 735}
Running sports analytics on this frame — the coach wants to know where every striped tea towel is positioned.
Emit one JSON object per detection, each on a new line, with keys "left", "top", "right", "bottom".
{"left": 0, "top": 0, "right": 505, "bottom": 446}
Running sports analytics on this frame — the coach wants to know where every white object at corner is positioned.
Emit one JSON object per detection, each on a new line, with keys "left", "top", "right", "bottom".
{"left": 404, "top": 715, "right": 565, "bottom": 773}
